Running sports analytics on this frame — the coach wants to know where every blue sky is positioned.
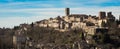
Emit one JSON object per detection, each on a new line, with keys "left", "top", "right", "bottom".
{"left": 0, "top": 0, "right": 120, "bottom": 28}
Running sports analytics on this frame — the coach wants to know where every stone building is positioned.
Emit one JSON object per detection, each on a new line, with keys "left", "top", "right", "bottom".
{"left": 13, "top": 29, "right": 27, "bottom": 49}
{"left": 34, "top": 8, "right": 116, "bottom": 35}
{"left": 99, "top": 11, "right": 106, "bottom": 19}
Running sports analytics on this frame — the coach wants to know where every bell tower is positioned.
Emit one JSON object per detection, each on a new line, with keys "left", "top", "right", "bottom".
{"left": 99, "top": 11, "right": 106, "bottom": 19}
{"left": 65, "top": 8, "right": 70, "bottom": 16}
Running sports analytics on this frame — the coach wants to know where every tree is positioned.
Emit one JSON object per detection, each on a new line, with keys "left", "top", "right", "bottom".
{"left": 30, "top": 22, "right": 34, "bottom": 27}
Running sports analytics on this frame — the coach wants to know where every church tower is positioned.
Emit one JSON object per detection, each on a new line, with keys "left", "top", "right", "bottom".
{"left": 65, "top": 8, "right": 70, "bottom": 16}
{"left": 99, "top": 11, "right": 106, "bottom": 19}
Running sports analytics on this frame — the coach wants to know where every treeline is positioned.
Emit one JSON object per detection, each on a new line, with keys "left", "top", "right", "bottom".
{"left": 0, "top": 22, "right": 120, "bottom": 49}
{"left": 24, "top": 27, "right": 85, "bottom": 45}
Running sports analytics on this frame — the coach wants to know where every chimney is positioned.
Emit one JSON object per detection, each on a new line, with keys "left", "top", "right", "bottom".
{"left": 99, "top": 11, "right": 106, "bottom": 19}
{"left": 65, "top": 8, "right": 70, "bottom": 16}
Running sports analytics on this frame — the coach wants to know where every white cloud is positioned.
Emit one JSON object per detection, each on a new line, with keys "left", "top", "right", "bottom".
{"left": 0, "top": 1, "right": 56, "bottom": 9}
{"left": 86, "top": 0, "right": 109, "bottom": 4}
{"left": 62, "top": 0, "right": 110, "bottom": 6}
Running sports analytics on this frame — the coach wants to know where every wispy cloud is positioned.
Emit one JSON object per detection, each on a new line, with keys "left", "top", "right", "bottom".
{"left": 62, "top": 0, "right": 120, "bottom": 7}
{"left": 0, "top": 2, "right": 56, "bottom": 9}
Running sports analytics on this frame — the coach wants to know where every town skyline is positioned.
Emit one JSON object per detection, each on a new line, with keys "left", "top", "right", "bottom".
{"left": 0, "top": 0, "right": 120, "bottom": 28}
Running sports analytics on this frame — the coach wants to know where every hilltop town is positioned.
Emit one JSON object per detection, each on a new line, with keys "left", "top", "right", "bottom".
{"left": 0, "top": 8, "right": 120, "bottom": 49}
{"left": 34, "top": 8, "right": 118, "bottom": 34}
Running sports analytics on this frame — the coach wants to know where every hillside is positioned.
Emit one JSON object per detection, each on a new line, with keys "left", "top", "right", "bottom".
{"left": 0, "top": 8, "right": 120, "bottom": 49}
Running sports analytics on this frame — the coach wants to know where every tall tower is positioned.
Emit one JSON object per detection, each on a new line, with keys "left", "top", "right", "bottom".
{"left": 107, "top": 12, "right": 112, "bottom": 16}
{"left": 99, "top": 11, "right": 106, "bottom": 19}
{"left": 107, "top": 12, "right": 115, "bottom": 21}
{"left": 65, "top": 8, "right": 70, "bottom": 16}
{"left": 107, "top": 12, "right": 112, "bottom": 18}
